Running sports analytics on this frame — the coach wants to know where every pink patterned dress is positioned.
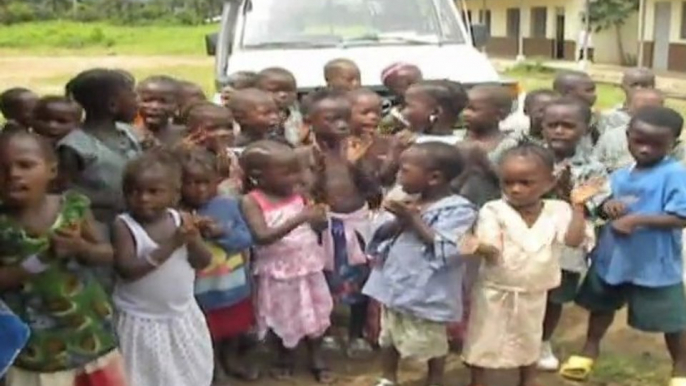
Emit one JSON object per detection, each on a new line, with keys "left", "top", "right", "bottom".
{"left": 250, "top": 190, "right": 333, "bottom": 348}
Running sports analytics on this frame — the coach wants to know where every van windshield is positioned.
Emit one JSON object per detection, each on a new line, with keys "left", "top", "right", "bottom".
{"left": 240, "top": 0, "right": 466, "bottom": 48}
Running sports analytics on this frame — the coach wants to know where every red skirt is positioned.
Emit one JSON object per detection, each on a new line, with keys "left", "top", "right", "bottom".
{"left": 205, "top": 298, "right": 254, "bottom": 341}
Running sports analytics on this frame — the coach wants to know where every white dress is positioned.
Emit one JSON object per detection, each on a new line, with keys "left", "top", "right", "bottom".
{"left": 113, "top": 210, "right": 213, "bottom": 386}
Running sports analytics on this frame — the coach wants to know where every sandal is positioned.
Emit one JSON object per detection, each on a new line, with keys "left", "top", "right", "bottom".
{"left": 373, "top": 378, "right": 395, "bottom": 386}
{"left": 559, "top": 355, "right": 595, "bottom": 381}
{"left": 311, "top": 366, "right": 335, "bottom": 384}
{"left": 670, "top": 377, "right": 686, "bottom": 386}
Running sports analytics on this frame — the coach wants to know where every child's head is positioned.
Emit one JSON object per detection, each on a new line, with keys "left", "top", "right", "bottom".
{"left": 220, "top": 71, "right": 258, "bottom": 107}
{"left": 541, "top": 97, "right": 592, "bottom": 158}
{"left": 628, "top": 88, "right": 664, "bottom": 116}
{"left": 66, "top": 69, "right": 138, "bottom": 124}
{"left": 123, "top": 149, "right": 182, "bottom": 221}
{"left": 324, "top": 58, "right": 361, "bottom": 92}
{"left": 180, "top": 147, "right": 220, "bottom": 208}
{"left": 621, "top": 67, "right": 655, "bottom": 103}
{"left": 463, "top": 85, "right": 512, "bottom": 134}
{"left": 523, "top": 89, "right": 558, "bottom": 138}
{"left": 347, "top": 88, "right": 382, "bottom": 135}
{"left": 256, "top": 67, "right": 298, "bottom": 112}
{"left": 177, "top": 81, "right": 207, "bottom": 109}
{"left": 303, "top": 88, "right": 351, "bottom": 142}
{"left": 398, "top": 142, "right": 464, "bottom": 195}
{"left": 32, "top": 96, "right": 82, "bottom": 144}
{"left": 137, "top": 76, "right": 180, "bottom": 131}
{"left": 0, "top": 129, "right": 57, "bottom": 207}
{"left": 552, "top": 71, "right": 597, "bottom": 107}
{"left": 627, "top": 106, "right": 683, "bottom": 167}
{"left": 240, "top": 140, "right": 300, "bottom": 196}
{"left": 401, "top": 80, "right": 468, "bottom": 133}
{"left": 381, "top": 63, "right": 422, "bottom": 99}
{"left": 186, "top": 102, "right": 235, "bottom": 149}
{"left": 229, "top": 88, "right": 281, "bottom": 137}
{"left": 498, "top": 143, "right": 555, "bottom": 208}
{"left": 0, "top": 88, "right": 39, "bottom": 129}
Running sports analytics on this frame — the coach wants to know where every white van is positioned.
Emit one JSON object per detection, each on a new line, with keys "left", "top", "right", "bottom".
{"left": 205, "top": 0, "right": 522, "bottom": 120}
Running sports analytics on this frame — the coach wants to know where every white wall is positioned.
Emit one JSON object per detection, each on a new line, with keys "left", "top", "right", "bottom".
{"left": 594, "top": 12, "right": 640, "bottom": 64}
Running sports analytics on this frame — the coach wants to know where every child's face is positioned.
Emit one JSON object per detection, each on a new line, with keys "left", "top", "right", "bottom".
{"left": 237, "top": 99, "right": 281, "bottom": 136}
{"left": 328, "top": 67, "right": 361, "bottom": 92}
{"left": 627, "top": 120, "right": 675, "bottom": 167}
{"left": 179, "top": 85, "right": 206, "bottom": 111}
{"left": 259, "top": 152, "right": 302, "bottom": 196}
{"left": 623, "top": 74, "right": 655, "bottom": 101}
{"left": 114, "top": 85, "right": 139, "bottom": 124}
{"left": 350, "top": 94, "right": 382, "bottom": 135}
{"left": 542, "top": 105, "right": 586, "bottom": 156}
{"left": 258, "top": 75, "right": 297, "bottom": 111}
{"left": 32, "top": 102, "right": 80, "bottom": 144}
{"left": 397, "top": 147, "right": 435, "bottom": 194}
{"left": 181, "top": 165, "right": 219, "bottom": 208}
{"left": 384, "top": 70, "right": 421, "bottom": 98}
{"left": 526, "top": 95, "right": 556, "bottom": 136}
{"left": 500, "top": 155, "right": 554, "bottom": 208}
{"left": 192, "top": 110, "right": 235, "bottom": 150}
{"left": 138, "top": 82, "right": 178, "bottom": 129}
{"left": 464, "top": 90, "right": 501, "bottom": 133}
{"left": 628, "top": 92, "right": 664, "bottom": 116}
{"left": 125, "top": 166, "right": 177, "bottom": 221}
{"left": 220, "top": 86, "right": 235, "bottom": 108}
{"left": 568, "top": 79, "right": 597, "bottom": 107}
{"left": 0, "top": 135, "right": 56, "bottom": 206}
{"left": 309, "top": 98, "right": 352, "bottom": 141}
{"left": 402, "top": 86, "right": 435, "bottom": 132}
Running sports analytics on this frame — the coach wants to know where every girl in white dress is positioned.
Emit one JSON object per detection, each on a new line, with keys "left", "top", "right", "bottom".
{"left": 461, "top": 144, "right": 594, "bottom": 386}
{"left": 111, "top": 151, "right": 214, "bottom": 386}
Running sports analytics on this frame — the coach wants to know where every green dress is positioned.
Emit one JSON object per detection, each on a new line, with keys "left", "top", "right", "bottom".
{"left": 0, "top": 192, "right": 117, "bottom": 372}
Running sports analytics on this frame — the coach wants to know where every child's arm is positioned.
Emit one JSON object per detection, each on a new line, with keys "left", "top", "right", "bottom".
{"left": 112, "top": 218, "right": 182, "bottom": 281}
{"left": 199, "top": 200, "right": 254, "bottom": 254}
{"left": 0, "top": 267, "right": 33, "bottom": 290}
{"left": 563, "top": 204, "right": 587, "bottom": 248}
{"left": 240, "top": 195, "right": 312, "bottom": 245}
{"left": 181, "top": 213, "right": 213, "bottom": 270}
{"left": 52, "top": 210, "right": 113, "bottom": 266}
{"left": 58, "top": 148, "right": 122, "bottom": 210}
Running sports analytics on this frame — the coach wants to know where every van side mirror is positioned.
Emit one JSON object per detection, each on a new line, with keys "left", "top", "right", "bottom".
{"left": 206, "top": 33, "right": 218, "bottom": 56}
{"left": 471, "top": 24, "right": 490, "bottom": 47}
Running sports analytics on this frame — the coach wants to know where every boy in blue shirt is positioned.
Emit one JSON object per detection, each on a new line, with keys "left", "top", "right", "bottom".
{"left": 560, "top": 106, "right": 686, "bottom": 386}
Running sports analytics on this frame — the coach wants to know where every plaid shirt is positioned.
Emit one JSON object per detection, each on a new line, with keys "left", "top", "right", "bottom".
{"left": 597, "top": 104, "right": 630, "bottom": 138}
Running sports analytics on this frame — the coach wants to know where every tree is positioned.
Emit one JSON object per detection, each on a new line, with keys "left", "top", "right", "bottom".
{"left": 587, "top": 0, "right": 639, "bottom": 65}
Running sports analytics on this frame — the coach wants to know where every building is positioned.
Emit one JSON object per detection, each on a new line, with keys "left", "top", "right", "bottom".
{"left": 639, "top": 0, "right": 686, "bottom": 71}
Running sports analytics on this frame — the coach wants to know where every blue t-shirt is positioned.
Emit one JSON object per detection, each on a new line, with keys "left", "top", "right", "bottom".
{"left": 593, "top": 158, "right": 686, "bottom": 287}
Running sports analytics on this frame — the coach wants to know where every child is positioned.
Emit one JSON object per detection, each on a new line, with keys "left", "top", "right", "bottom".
{"left": 595, "top": 88, "right": 668, "bottom": 172}
{"left": 347, "top": 88, "right": 391, "bottom": 174}
{"left": 134, "top": 76, "right": 184, "bottom": 149}
{"left": 0, "top": 88, "right": 38, "bottom": 131}
{"left": 552, "top": 70, "right": 599, "bottom": 148}
{"left": 560, "top": 106, "right": 686, "bottom": 385}
{"left": 31, "top": 96, "right": 82, "bottom": 146}
{"left": 220, "top": 71, "right": 258, "bottom": 108}
{"left": 239, "top": 140, "right": 333, "bottom": 383}
{"left": 462, "top": 143, "right": 590, "bottom": 386}
{"left": 0, "top": 130, "right": 125, "bottom": 386}
{"left": 59, "top": 69, "right": 141, "bottom": 240}
{"left": 597, "top": 67, "right": 655, "bottom": 135}
{"left": 174, "top": 81, "right": 207, "bottom": 126}
{"left": 304, "top": 89, "right": 382, "bottom": 356}
{"left": 112, "top": 150, "right": 213, "bottom": 386}
{"left": 324, "top": 58, "right": 361, "bottom": 92}
{"left": 462, "top": 85, "right": 520, "bottom": 163}
{"left": 179, "top": 148, "right": 258, "bottom": 383}
{"left": 229, "top": 88, "right": 282, "bottom": 147}
{"left": 362, "top": 142, "right": 477, "bottom": 386}
{"left": 538, "top": 97, "right": 609, "bottom": 371}
{"left": 256, "top": 67, "right": 303, "bottom": 146}
{"left": 379, "top": 63, "right": 422, "bottom": 134}
{"left": 520, "top": 89, "right": 558, "bottom": 145}
{"left": 183, "top": 102, "right": 242, "bottom": 196}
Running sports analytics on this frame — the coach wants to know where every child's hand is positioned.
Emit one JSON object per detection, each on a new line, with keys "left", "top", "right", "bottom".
{"left": 602, "top": 199, "right": 627, "bottom": 219}
{"left": 50, "top": 229, "right": 86, "bottom": 260}
{"left": 570, "top": 177, "right": 606, "bottom": 207}
{"left": 389, "top": 130, "right": 415, "bottom": 154}
{"left": 196, "top": 216, "right": 225, "bottom": 238}
{"left": 175, "top": 212, "right": 202, "bottom": 246}
{"left": 302, "top": 204, "right": 328, "bottom": 228}
{"left": 458, "top": 233, "right": 480, "bottom": 255}
{"left": 611, "top": 215, "right": 638, "bottom": 235}
{"left": 553, "top": 166, "right": 573, "bottom": 202}
{"left": 383, "top": 200, "right": 418, "bottom": 221}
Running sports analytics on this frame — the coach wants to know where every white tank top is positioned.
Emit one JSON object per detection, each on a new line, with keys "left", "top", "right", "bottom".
{"left": 113, "top": 209, "right": 195, "bottom": 319}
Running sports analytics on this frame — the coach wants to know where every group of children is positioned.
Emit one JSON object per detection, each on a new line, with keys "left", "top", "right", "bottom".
{"left": 0, "top": 57, "right": 685, "bottom": 386}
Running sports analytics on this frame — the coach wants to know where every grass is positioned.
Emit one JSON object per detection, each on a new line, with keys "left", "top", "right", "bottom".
{"left": 0, "top": 21, "right": 216, "bottom": 55}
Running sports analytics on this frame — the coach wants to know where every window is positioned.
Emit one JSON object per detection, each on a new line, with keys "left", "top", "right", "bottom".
{"left": 531, "top": 7, "right": 547, "bottom": 38}
{"left": 681, "top": 1, "right": 686, "bottom": 39}
{"left": 506, "top": 8, "right": 520, "bottom": 38}
{"left": 478, "top": 9, "right": 492, "bottom": 33}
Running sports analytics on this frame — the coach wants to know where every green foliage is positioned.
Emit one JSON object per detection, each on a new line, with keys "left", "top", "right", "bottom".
{"left": 587, "top": 0, "right": 640, "bottom": 32}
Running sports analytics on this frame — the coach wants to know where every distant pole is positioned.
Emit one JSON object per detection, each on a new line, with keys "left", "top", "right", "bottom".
{"left": 637, "top": 0, "right": 647, "bottom": 66}
{"left": 72, "top": 0, "right": 78, "bottom": 17}
{"left": 579, "top": 0, "right": 591, "bottom": 70}
{"left": 516, "top": 0, "right": 525, "bottom": 62}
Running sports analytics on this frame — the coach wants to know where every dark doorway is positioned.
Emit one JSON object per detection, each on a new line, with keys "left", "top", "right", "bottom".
{"left": 554, "top": 8, "right": 565, "bottom": 59}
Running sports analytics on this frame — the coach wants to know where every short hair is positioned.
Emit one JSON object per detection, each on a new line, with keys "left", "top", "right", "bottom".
{"left": 470, "top": 84, "right": 513, "bottom": 112}
{"left": 631, "top": 106, "right": 684, "bottom": 138}
{"left": 34, "top": 96, "right": 82, "bottom": 120}
{"left": 179, "top": 146, "right": 218, "bottom": 176}
{"left": 0, "top": 87, "right": 35, "bottom": 118}
{"left": 622, "top": 67, "right": 655, "bottom": 85}
{"left": 0, "top": 127, "right": 56, "bottom": 163}
{"left": 553, "top": 70, "right": 593, "bottom": 94}
{"left": 381, "top": 62, "right": 422, "bottom": 84}
{"left": 631, "top": 88, "right": 664, "bottom": 102}
{"left": 543, "top": 96, "right": 592, "bottom": 124}
{"left": 523, "top": 89, "right": 558, "bottom": 112}
{"left": 347, "top": 87, "right": 380, "bottom": 102}
{"left": 499, "top": 142, "right": 555, "bottom": 172}
{"left": 240, "top": 139, "right": 294, "bottom": 190}
{"left": 226, "top": 71, "right": 258, "bottom": 90}
{"left": 256, "top": 67, "right": 296, "bottom": 86}
{"left": 138, "top": 75, "right": 180, "bottom": 93}
{"left": 324, "top": 58, "right": 360, "bottom": 81}
{"left": 302, "top": 88, "right": 349, "bottom": 117}
{"left": 414, "top": 80, "right": 469, "bottom": 117}
{"left": 411, "top": 141, "right": 465, "bottom": 181}
{"left": 227, "top": 88, "right": 273, "bottom": 113}
{"left": 123, "top": 148, "right": 182, "bottom": 194}
{"left": 65, "top": 69, "right": 131, "bottom": 116}
{"left": 185, "top": 102, "right": 232, "bottom": 128}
